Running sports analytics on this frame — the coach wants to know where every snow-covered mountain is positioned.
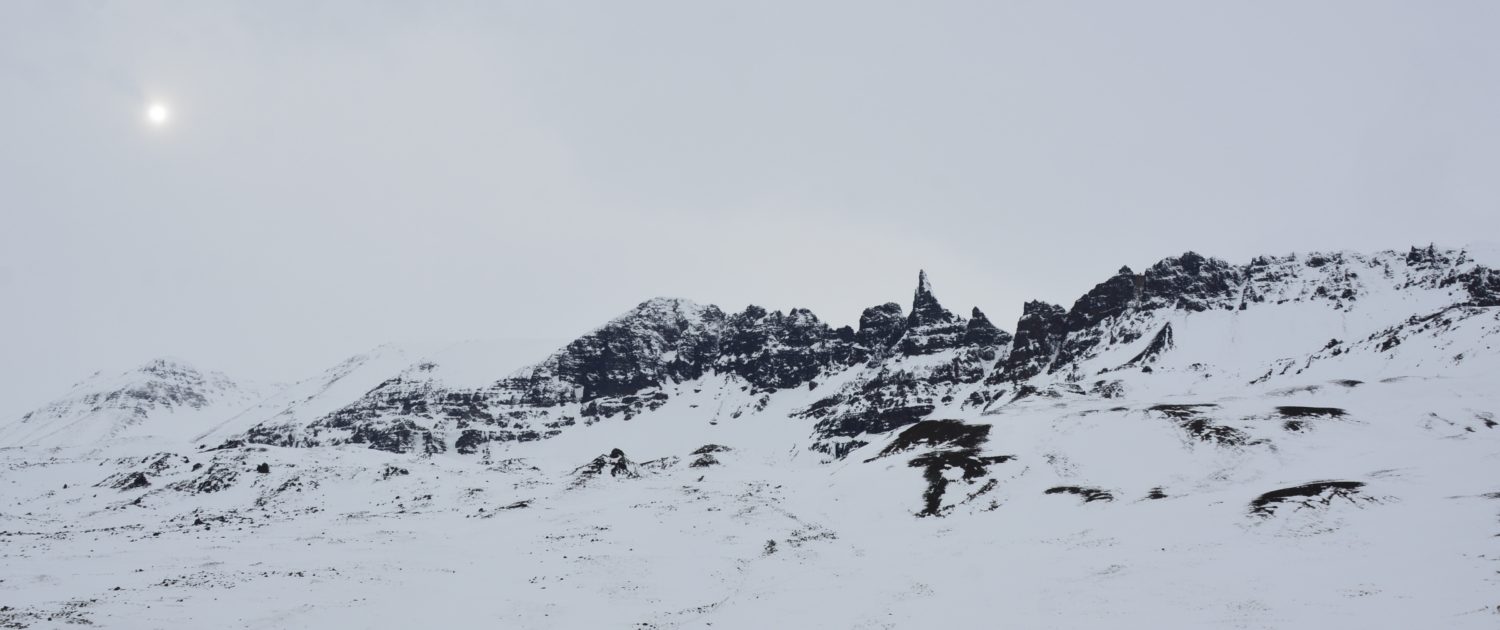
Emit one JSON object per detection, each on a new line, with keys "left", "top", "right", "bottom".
{"left": 0, "top": 358, "right": 271, "bottom": 451}
{"left": 2, "top": 245, "right": 1498, "bottom": 628}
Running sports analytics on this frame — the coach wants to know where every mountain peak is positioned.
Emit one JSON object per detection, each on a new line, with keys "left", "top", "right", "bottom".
{"left": 963, "top": 307, "right": 1012, "bottom": 347}
{"left": 135, "top": 357, "right": 204, "bottom": 379}
{"left": 908, "top": 270, "right": 957, "bottom": 328}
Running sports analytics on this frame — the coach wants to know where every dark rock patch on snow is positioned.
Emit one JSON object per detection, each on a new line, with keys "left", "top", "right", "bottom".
{"left": 1045, "top": 486, "right": 1115, "bottom": 503}
{"left": 1275, "top": 406, "right": 1348, "bottom": 418}
{"left": 97, "top": 471, "right": 151, "bottom": 491}
{"left": 867, "top": 420, "right": 990, "bottom": 461}
{"left": 910, "top": 450, "right": 1014, "bottom": 517}
{"left": 571, "top": 448, "right": 643, "bottom": 486}
{"left": 1149, "top": 404, "right": 1256, "bottom": 447}
{"left": 1249, "top": 480, "right": 1369, "bottom": 518}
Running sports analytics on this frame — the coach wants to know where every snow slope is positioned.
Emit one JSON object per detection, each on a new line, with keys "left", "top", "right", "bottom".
{"left": 1, "top": 245, "right": 1498, "bottom": 628}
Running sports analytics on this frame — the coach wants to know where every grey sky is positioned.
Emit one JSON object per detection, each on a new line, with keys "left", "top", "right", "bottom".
{"left": 2, "top": 1, "right": 1498, "bottom": 418}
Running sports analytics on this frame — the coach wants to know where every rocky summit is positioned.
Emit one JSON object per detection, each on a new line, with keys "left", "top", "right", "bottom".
{"left": 3, "top": 245, "right": 1499, "bottom": 628}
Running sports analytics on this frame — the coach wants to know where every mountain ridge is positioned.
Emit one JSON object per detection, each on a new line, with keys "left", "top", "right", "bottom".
{"left": 3, "top": 244, "right": 1498, "bottom": 627}
{"left": 6, "top": 244, "right": 1497, "bottom": 457}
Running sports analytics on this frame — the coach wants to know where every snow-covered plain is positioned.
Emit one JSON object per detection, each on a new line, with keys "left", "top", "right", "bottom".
{"left": 3, "top": 248, "right": 1499, "bottom": 628}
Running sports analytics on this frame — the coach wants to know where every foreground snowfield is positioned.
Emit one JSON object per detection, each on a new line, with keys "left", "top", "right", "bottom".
{"left": 4, "top": 247, "right": 1500, "bottom": 628}
{"left": 3, "top": 372, "right": 1497, "bottom": 628}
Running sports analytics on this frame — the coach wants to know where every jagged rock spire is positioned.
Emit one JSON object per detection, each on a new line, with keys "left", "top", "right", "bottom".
{"left": 908, "top": 270, "right": 957, "bottom": 328}
{"left": 896, "top": 271, "right": 967, "bottom": 355}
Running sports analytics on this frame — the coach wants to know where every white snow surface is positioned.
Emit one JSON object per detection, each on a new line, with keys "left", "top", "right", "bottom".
{"left": 3, "top": 249, "right": 1500, "bottom": 628}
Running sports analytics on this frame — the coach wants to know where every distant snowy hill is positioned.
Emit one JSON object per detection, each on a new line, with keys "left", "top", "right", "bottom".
{"left": 0, "top": 358, "right": 270, "bottom": 450}
{"left": 1, "top": 245, "right": 1497, "bottom": 628}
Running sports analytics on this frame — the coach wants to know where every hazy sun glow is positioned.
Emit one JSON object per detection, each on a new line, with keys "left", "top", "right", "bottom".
{"left": 146, "top": 103, "right": 170, "bottom": 126}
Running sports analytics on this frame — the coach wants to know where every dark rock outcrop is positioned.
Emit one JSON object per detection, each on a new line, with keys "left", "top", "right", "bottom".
{"left": 571, "top": 448, "right": 643, "bottom": 486}
{"left": 1249, "top": 480, "right": 1370, "bottom": 517}
{"left": 898, "top": 271, "right": 968, "bottom": 355}
{"left": 855, "top": 303, "right": 907, "bottom": 351}
{"left": 963, "top": 308, "right": 1011, "bottom": 348}
{"left": 992, "top": 301, "right": 1068, "bottom": 383}
{"left": 231, "top": 245, "right": 1490, "bottom": 458}
{"left": 1122, "top": 323, "right": 1174, "bottom": 368}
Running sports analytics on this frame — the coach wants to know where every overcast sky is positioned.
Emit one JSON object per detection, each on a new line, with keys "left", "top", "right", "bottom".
{"left": 2, "top": 1, "right": 1498, "bottom": 417}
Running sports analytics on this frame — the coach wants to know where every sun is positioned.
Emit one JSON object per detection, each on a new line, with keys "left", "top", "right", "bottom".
{"left": 146, "top": 102, "right": 170, "bottom": 126}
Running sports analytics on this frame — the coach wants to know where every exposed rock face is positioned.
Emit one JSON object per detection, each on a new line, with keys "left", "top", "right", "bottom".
{"left": 718, "top": 306, "right": 847, "bottom": 391}
{"left": 1140, "top": 252, "right": 1243, "bottom": 312}
{"left": 797, "top": 274, "right": 1017, "bottom": 455}
{"left": 963, "top": 308, "right": 1011, "bottom": 348}
{"left": 222, "top": 245, "right": 1498, "bottom": 459}
{"left": 899, "top": 271, "right": 968, "bottom": 355}
{"left": 549, "top": 298, "right": 726, "bottom": 400}
{"left": 1461, "top": 267, "right": 1500, "bottom": 306}
{"left": 1067, "top": 266, "right": 1140, "bottom": 330}
{"left": 244, "top": 271, "right": 1012, "bottom": 457}
{"left": 865, "top": 420, "right": 1014, "bottom": 516}
{"left": 571, "top": 448, "right": 643, "bottom": 486}
{"left": 993, "top": 301, "right": 1068, "bottom": 383}
{"left": 856, "top": 303, "right": 907, "bottom": 352}
{"left": 1123, "top": 323, "right": 1174, "bottom": 368}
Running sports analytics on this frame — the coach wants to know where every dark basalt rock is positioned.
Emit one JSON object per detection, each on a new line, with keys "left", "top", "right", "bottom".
{"left": 170, "top": 463, "right": 239, "bottom": 494}
{"left": 801, "top": 367, "right": 948, "bottom": 456}
{"left": 898, "top": 271, "right": 968, "bottom": 356}
{"left": 346, "top": 419, "right": 443, "bottom": 455}
{"left": 1249, "top": 480, "right": 1369, "bottom": 517}
{"left": 98, "top": 471, "right": 152, "bottom": 491}
{"left": 991, "top": 301, "right": 1068, "bottom": 383}
{"left": 868, "top": 420, "right": 990, "bottom": 461}
{"left": 1067, "top": 266, "right": 1141, "bottom": 330}
{"left": 1275, "top": 406, "right": 1348, "bottom": 418}
{"left": 1148, "top": 404, "right": 1256, "bottom": 447}
{"left": 1274, "top": 406, "right": 1349, "bottom": 432}
{"left": 814, "top": 404, "right": 935, "bottom": 441}
{"left": 1123, "top": 323, "right": 1174, "bottom": 368}
{"left": 1140, "top": 252, "right": 1243, "bottom": 312}
{"left": 718, "top": 306, "right": 844, "bottom": 390}
{"left": 963, "top": 308, "right": 1012, "bottom": 348}
{"left": 911, "top": 450, "right": 1013, "bottom": 517}
{"left": 237, "top": 245, "right": 1489, "bottom": 457}
{"left": 1460, "top": 266, "right": 1500, "bottom": 306}
{"left": 571, "top": 448, "right": 643, "bottom": 485}
{"left": 908, "top": 270, "right": 957, "bottom": 329}
{"left": 581, "top": 390, "right": 670, "bottom": 420}
{"left": 1405, "top": 244, "right": 1450, "bottom": 268}
{"left": 855, "top": 303, "right": 906, "bottom": 350}
{"left": 1045, "top": 486, "right": 1115, "bottom": 503}
{"left": 454, "top": 430, "right": 487, "bottom": 455}
{"left": 551, "top": 298, "right": 726, "bottom": 400}
{"left": 871, "top": 419, "right": 1014, "bottom": 517}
